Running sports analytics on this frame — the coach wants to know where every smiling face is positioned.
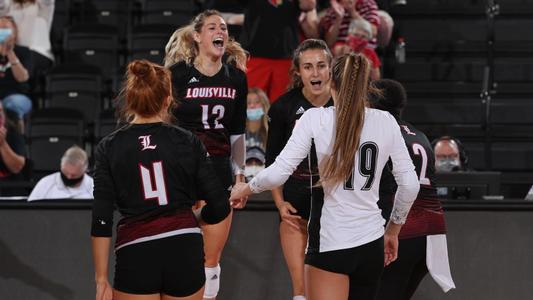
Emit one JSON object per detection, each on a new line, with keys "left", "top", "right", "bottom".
{"left": 194, "top": 14, "right": 228, "bottom": 60}
{"left": 297, "top": 49, "right": 331, "bottom": 97}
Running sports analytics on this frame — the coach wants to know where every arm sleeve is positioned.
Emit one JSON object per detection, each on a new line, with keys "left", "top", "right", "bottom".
{"left": 265, "top": 101, "right": 287, "bottom": 167}
{"left": 249, "top": 110, "right": 314, "bottom": 193}
{"left": 388, "top": 118, "right": 419, "bottom": 225}
{"left": 38, "top": 0, "right": 55, "bottom": 30}
{"left": 91, "top": 142, "right": 116, "bottom": 237}
{"left": 230, "top": 133, "right": 246, "bottom": 175}
{"left": 228, "top": 73, "right": 247, "bottom": 135}
{"left": 27, "top": 178, "right": 47, "bottom": 201}
{"left": 357, "top": 0, "right": 380, "bottom": 27}
{"left": 194, "top": 138, "right": 231, "bottom": 224}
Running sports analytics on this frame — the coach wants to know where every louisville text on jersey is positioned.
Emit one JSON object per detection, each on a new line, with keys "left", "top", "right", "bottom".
{"left": 185, "top": 87, "right": 237, "bottom": 100}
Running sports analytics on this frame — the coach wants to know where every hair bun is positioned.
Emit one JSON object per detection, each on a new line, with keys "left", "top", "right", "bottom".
{"left": 128, "top": 60, "right": 155, "bottom": 80}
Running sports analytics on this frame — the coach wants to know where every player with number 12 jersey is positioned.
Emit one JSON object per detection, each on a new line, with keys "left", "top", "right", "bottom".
{"left": 170, "top": 61, "right": 247, "bottom": 161}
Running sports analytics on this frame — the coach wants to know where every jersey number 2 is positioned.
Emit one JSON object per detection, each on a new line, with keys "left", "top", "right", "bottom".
{"left": 412, "top": 143, "right": 430, "bottom": 185}
{"left": 139, "top": 162, "right": 168, "bottom": 205}
{"left": 201, "top": 104, "right": 225, "bottom": 129}
{"left": 344, "top": 142, "right": 379, "bottom": 191}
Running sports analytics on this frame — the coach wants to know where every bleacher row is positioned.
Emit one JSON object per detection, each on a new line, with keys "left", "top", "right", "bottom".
{"left": 384, "top": 0, "right": 533, "bottom": 197}
{"left": 16, "top": 0, "right": 533, "bottom": 198}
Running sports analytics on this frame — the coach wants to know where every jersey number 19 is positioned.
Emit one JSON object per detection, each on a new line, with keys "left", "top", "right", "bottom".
{"left": 344, "top": 142, "right": 379, "bottom": 191}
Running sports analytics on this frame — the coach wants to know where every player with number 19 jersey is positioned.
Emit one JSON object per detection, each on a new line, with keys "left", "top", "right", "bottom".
{"left": 170, "top": 61, "right": 247, "bottom": 158}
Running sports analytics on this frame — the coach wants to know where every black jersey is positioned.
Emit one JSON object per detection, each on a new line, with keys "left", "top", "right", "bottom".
{"left": 379, "top": 120, "right": 446, "bottom": 239}
{"left": 266, "top": 88, "right": 334, "bottom": 180}
{"left": 91, "top": 123, "right": 230, "bottom": 249}
{"left": 170, "top": 61, "right": 247, "bottom": 157}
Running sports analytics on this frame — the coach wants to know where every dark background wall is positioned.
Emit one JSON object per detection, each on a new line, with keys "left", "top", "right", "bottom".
{"left": 0, "top": 202, "right": 532, "bottom": 300}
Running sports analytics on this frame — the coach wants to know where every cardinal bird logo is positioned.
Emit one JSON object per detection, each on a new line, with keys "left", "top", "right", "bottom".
{"left": 139, "top": 135, "right": 157, "bottom": 151}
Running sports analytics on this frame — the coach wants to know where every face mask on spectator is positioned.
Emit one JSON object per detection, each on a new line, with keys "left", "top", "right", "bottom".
{"left": 61, "top": 172, "right": 84, "bottom": 187}
{"left": 247, "top": 108, "right": 264, "bottom": 121}
{"left": 435, "top": 158, "right": 460, "bottom": 172}
{"left": 245, "top": 165, "right": 264, "bottom": 178}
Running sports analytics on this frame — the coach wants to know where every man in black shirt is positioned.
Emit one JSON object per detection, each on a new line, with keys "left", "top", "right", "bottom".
{"left": 238, "top": 0, "right": 316, "bottom": 102}
{"left": 0, "top": 102, "right": 27, "bottom": 194}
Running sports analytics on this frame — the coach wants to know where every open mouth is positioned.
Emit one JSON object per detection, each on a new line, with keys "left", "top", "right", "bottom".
{"left": 310, "top": 80, "right": 322, "bottom": 87}
{"left": 213, "top": 37, "right": 225, "bottom": 49}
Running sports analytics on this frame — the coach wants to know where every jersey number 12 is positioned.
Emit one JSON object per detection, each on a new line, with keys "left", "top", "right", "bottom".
{"left": 201, "top": 104, "right": 225, "bottom": 129}
{"left": 139, "top": 162, "right": 168, "bottom": 205}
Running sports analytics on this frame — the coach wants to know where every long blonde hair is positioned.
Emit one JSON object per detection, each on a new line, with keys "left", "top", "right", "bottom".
{"left": 163, "top": 10, "right": 248, "bottom": 71}
{"left": 321, "top": 53, "right": 374, "bottom": 187}
{"left": 247, "top": 87, "right": 270, "bottom": 147}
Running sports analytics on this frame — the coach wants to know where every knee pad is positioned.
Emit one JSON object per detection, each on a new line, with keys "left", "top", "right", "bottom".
{"left": 204, "top": 264, "right": 221, "bottom": 299}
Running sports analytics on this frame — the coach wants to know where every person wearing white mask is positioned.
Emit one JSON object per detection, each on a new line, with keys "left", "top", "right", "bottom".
{"left": 433, "top": 137, "right": 466, "bottom": 172}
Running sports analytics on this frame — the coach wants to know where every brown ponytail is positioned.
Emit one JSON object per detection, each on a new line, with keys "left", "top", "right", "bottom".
{"left": 321, "top": 53, "right": 374, "bottom": 187}
{"left": 117, "top": 60, "right": 175, "bottom": 123}
{"left": 163, "top": 10, "right": 248, "bottom": 71}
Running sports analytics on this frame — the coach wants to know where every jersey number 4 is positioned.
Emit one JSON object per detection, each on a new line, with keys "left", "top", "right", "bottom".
{"left": 201, "top": 104, "right": 225, "bottom": 129}
{"left": 345, "top": 142, "right": 379, "bottom": 191}
{"left": 139, "top": 162, "right": 168, "bottom": 205}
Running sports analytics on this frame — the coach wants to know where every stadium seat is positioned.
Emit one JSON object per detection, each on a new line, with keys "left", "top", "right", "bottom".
{"left": 138, "top": 0, "right": 196, "bottom": 27}
{"left": 45, "top": 63, "right": 104, "bottom": 123}
{"left": 63, "top": 23, "right": 120, "bottom": 78}
{"left": 77, "top": 0, "right": 131, "bottom": 38}
{"left": 94, "top": 110, "right": 119, "bottom": 141}
{"left": 51, "top": 0, "right": 71, "bottom": 54}
{"left": 396, "top": 18, "right": 487, "bottom": 56}
{"left": 388, "top": 0, "right": 485, "bottom": 16}
{"left": 495, "top": 18, "right": 533, "bottom": 54}
{"left": 128, "top": 23, "right": 175, "bottom": 64}
{"left": 28, "top": 108, "right": 85, "bottom": 177}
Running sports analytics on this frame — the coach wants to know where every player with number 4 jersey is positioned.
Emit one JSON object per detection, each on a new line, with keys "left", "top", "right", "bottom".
{"left": 164, "top": 10, "right": 248, "bottom": 300}
{"left": 91, "top": 60, "right": 230, "bottom": 300}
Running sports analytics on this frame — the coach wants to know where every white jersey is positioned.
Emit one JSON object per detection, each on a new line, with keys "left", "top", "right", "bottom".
{"left": 250, "top": 107, "right": 419, "bottom": 253}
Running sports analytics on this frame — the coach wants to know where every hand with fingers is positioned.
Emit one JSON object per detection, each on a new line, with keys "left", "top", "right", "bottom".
{"left": 229, "top": 182, "right": 251, "bottom": 208}
{"left": 383, "top": 232, "right": 398, "bottom": 267}
{"left": 95, "top": 280, "right": 113, "bottom": 300}
{"left": 231, "top": 175, "right": 249, "bottom": 209}
{"left": 330, "top": 0, "right": 345, "bottom": 18}
{"left": 277, "top": 201, "right": 302, "bottom": 230}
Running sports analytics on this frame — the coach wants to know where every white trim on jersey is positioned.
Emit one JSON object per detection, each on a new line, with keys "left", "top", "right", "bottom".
{"left": 115, "top": 227, "right": 202, "bottom": 252}
{"left": 249, "top": 107, "right": 419, "bottom": 253}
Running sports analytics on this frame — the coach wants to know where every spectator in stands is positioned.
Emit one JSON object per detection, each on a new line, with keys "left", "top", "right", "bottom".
{"left": 0, "top": 0, "right": 55, "bottom": 85}
{"left": 27, "top": 145, "right": 93, "bottom": 201}
{"left": 0, "top": 101, "right": 26, "bottom": 183}
{"left": 245, "top": 87, "right": 269, "bottom": 180}
{"left": 0, "top": 16, "right": 32, "bottom": 131}
{"left": 239, "top": 0, "right": 316, "bottom": 103}
{"left": 320, "top": 0, "right": 382, "bottom": 80}
{"left": 299, "top": 9, "right": 321, "bottom": 39}
{"left": 433, "top": 136, "right": 469, "bottom": 172}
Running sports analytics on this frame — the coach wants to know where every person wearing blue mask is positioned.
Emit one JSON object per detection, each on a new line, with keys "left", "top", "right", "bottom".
{"left": 245, "top": 87, "right": 270, "bottom": 181}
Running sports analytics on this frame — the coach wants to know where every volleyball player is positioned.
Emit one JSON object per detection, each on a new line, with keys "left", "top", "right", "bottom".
{"left": 371, "top": 79, "right": 455, "bottom": 300}
{"left": 266, "top": 39, "right": 333, "bottom": 300}
{"left": 230, "top": 53, "right": 420, "bottom": 300}
{"left": 163, "top": 10, "right": 248, "bottom": 300}
{"left": 91, "top": 60, "right": 231, "bottom": 300}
